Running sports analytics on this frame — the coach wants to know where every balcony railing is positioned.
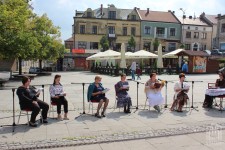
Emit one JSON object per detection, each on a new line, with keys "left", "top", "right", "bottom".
{"left": 156, "top": 34, "right": 166, "bottom": 38}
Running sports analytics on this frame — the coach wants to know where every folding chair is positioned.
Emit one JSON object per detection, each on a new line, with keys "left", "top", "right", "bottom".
{"left": 49, "top": 98, "right": 64, "bottom": 118}
{"left": 113, "top": 84, "right": 120, "bottom": 112}
{"left": 17, "top": 108, "right": 32, "bottom": 125}
{"left": 208, "top": 83, "right": 219, "bottom": 107}
{"left": 89, "top": 99, "right": 99, "bottom": 114}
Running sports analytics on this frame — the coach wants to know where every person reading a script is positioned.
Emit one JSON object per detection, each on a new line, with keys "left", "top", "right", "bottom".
{"left": 145, "top": 73, "right": 164, "bottom": 113}
{"left": 203, "top": 72, "right": 225, "bottom": 108}
{"left": 17, "top": 76, "right": 49, "bottom": 127}
{"left": 49, "top": 74, "right": 69, "bottom": 120}
{"left": 115, "top": 73, "right": 132, "bottom": 113}
{"left": 87, "top": 75, "right": 109, "bottom": 118}
{"left": 170, "top": 73, "right": 190, "bottom": 112}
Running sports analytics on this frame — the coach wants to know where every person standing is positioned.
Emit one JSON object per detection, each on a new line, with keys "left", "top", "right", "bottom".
{"left": 130, "top": 61, "right": 136, "bottom": 80}
{"left": 17, "top": 76, "right": 49, "bottom": 127}
{"left": 49, "top": 74, "right": 69, "bottom": 120}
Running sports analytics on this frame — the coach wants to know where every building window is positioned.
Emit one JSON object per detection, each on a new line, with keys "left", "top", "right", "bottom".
{"left": 194, "top": 32, "right": 199, "bottom": 38}
{"left": 169, "top": 28, "right": 176, "bottom": 36}
{"left": 186, "top": 31, "right": 191, "bottom": 38}
{"left": 78, "top": 41, "right": 87, "bottom": 49}
{"left": 92, "top": 26, "right": 97, "bottom": 34}
{"left": 123, "top": 27, "right": 127, "bottom": 36}
{"left": 131, "top": 27, "right": 136, "bottom": 36}
{"left": 193, "top": 43, "right": 198, "bottom": 51}
{"left": 203, "top": 27, "right": 206, "bottom": 31}
{"left": 87, "top": 12, "right": 92, "bottom": 17}
{"left": 90, "top": 42, "right": 98, "bottom": 49}
{"left": 195, "top": 27, "right": 198, "bottom": 30}
{"left": 185, "top": 44, "right": 191, "bottom": 50}
{"left": 80, "top": 25, "right": 85, "bottom": 34}
{"left": 168, "top": 43, "right": 176, "bottom": 51}
{"left": 221, "top": 23, "right": 225, "bottom": 33}
{"left": 187, "top": 26, "right": 190, "bottom": 30}
{"left": 144, "top": 26, "right": 151, "bottom": 35}
{"left": 108, "top": 26, "right": 115, "bottom": 34}
{"left": 202, "top": 33, "right": 207, "bottom": 39}
{"left": 143, "top": 42, "right": 151, "bottom": 51}
{"left": 108, "top": 11, "right": 116, "bottom": 19}
{"left": 156, "top": 27, "right": 165, "bottom": 37}
{"left": 131, "top": 15, "right": 136, "bottom": 20}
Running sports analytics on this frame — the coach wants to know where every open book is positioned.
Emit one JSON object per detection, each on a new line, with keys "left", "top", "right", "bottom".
{"left": 102, "top": 88, "right": 110, "bottom": 94}
{"left": 36, "top": 88, "right": 44, "bottom": 94}
{"left": 123, "top": 85, "right": 129, "bottom": 88}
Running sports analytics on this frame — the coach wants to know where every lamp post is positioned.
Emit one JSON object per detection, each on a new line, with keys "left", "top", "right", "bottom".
{"left": 180, "top": 8, "right": 186, "bottom": 44}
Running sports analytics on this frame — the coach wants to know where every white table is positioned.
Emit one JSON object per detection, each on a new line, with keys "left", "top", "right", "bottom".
{"left": 205, "top": 88, "right": 225, "bottom": 96}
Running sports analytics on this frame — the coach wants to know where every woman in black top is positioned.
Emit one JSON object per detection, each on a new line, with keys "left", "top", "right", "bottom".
{"left": 16, "top": 76, "right": 49, "bottom": 127}
{"left": 203, "top": 72, "right": 225, "bottom": 108}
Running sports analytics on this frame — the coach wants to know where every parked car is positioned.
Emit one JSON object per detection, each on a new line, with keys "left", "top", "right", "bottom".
{"left": 219, "top": 49, "right": 225, "bottom": 56}
{"left": 29, "top": 67, "right": 40, "bottom": 74}
{"left": 211, "top": 49, "right": 222, "bottom": 55}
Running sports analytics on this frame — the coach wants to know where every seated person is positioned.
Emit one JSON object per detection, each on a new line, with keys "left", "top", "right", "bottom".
{"left": 49, "top": 74, "right": 69, "bottom": 120}
{"left": 16, "top": 76, "right": 49, "bottom": 127}
{"left": 115, "top": 73, "right": 132, "bottom": 113}
{"left": 203, "top": 72, "right": 225, "bottom": 108}
{"left": 87, "top": 75, "right": 109, "bottom": 118}
{"left": 170, "top": 73, "right": 190, "bottom": 112}
{"left": 144, "top": 73, "right": 164, "bottom": 112}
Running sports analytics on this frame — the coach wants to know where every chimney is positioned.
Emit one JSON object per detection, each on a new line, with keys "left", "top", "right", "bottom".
{"left": 172, "top": 11, "right": 175, "bottom": 14}
{"left": 147, "top": 8, "right": 149, "bottom": 14}
{"left": 100, "top": 4, "right": 103, "bottom": 15}
{"left": 134, "top": 7, "right": 137, "bottom": 10}
{"left": 218, "top": 14, "right": 221, "bottom": 19}
{"left": 189, "top": 16, "right": 192, "bottom": 19}
{"left": 168, "top": 10, "right": 171, "bottom": 12}
{"left": 183, "top": 15, "right": 186, "bottom": 19}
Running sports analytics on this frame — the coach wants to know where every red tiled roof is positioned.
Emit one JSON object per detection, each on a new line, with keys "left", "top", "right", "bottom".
{"left": 176, "top": 50, "right": 209, "bottom": 57}
{"left": 65, "top": 37, "right": 74, "bottom": 42}
{"left": 137, "top": 10, "right": 180, "bottom": 23}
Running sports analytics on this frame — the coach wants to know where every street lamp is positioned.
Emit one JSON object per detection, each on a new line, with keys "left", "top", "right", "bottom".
{"left": 180, "top": 8, "right": 186, "bottom": 44}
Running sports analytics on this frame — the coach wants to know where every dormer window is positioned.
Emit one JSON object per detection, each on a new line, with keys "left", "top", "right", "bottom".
{"left": 131, "top": 15, "right": 136, "bottom": 20}
{"left": 87, "top": 12, "right": 92, "bottom": 18}
{"left": 108, "top": 11, "right": 116, "bottom": 19}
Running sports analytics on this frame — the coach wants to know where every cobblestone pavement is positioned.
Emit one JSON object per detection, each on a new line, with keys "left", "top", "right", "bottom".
{"left": 0, "top": 71, "right": 225, "bottom": 149}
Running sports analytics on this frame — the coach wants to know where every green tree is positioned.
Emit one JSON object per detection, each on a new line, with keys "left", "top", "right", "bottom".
{"left": 100, "top": 35, "right": 109, "bottom": 51}
{"left": 153, "top": 38, "right": 160, "bottom": 51}
{"left": 180, "top": 44, "right": 185, "bottom": 49}
{"left": 128, "top": 36, "right": 136, "bottom": 52}
{"left": 0, "top": 0, "right": 40, "bottom": 74}
{"left": 33, "top": 14, "right": 64, "bottom": 70}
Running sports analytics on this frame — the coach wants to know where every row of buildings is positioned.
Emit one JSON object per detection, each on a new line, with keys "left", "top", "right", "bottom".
{"left": 64, "top": 4, "right": 225, "bottom": 70}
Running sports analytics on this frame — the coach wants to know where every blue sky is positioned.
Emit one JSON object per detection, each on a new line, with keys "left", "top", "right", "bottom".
{"left": 32, "top": 0, "right": 225, "bottom": 42}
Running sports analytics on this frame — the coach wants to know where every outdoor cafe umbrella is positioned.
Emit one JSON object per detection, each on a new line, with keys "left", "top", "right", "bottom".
{"left": 126, "top": 50, "right": 158, "bottom": 59}
{"left": 86, "top": 49, "right": 120, "bottom": 60}
{"left": 157, "top": 44, "right": 163, "bottom": 68}
{"left": 120, "top": 43, "right": 126, "bottom": 69}
{"left": 86, "top": 52, "right": 103, "bottom": 60}
{"left": 162, "top": 49, "right": 184, "bottom": 58}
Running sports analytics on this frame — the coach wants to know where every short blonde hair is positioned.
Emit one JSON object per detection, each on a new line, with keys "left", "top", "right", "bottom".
{"left": 95, "top": 75, "right": 102, "bottom": 80}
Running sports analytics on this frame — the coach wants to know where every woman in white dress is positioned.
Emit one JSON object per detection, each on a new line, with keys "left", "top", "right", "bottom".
{"left": 145, "top": 73, "right": 164, "bottom": 112}
{"left": 170, "top": 73, "right": 190, "bottom": 112}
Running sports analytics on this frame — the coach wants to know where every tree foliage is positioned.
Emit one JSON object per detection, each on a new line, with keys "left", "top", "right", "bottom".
{"left": 100, "top": 35, "right": 109, "bottom": 51}
{"left": 153, "top": 38, "right": 160, "bottom": 51}
{"left": 128, "top": 36, "right": 136, "bottom": 52}
{"left": 0, "top": 0, "right": 65, "bottom": 74}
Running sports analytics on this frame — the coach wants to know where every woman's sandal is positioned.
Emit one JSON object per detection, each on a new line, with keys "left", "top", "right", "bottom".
{"left": 101, "top": 112, "right": 106, "bottom": 117}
